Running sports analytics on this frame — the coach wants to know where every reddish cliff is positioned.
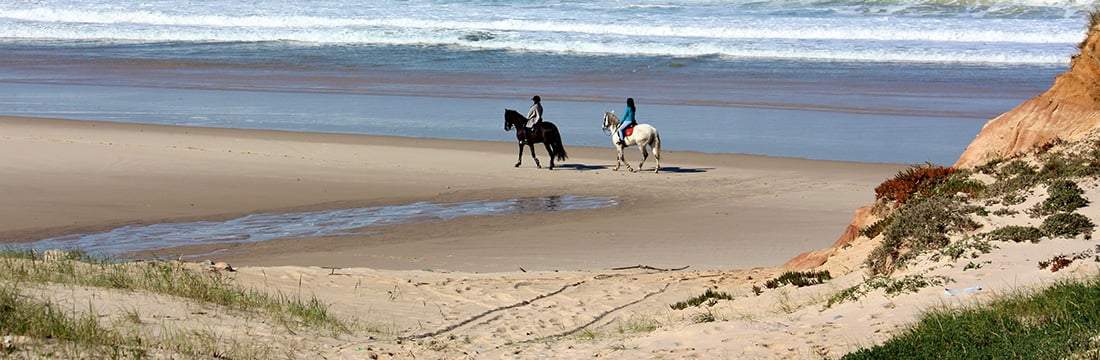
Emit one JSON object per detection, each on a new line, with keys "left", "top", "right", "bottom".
{"left": 955, "top": 22, "right": 1100, "bottom": 168}
{"left": 789, "top": 19, "right": 1100, "bottom": 272}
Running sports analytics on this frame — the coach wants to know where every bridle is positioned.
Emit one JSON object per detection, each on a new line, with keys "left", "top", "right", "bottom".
{"left": 601, "top": 112, "right": 617, "bottom": 136}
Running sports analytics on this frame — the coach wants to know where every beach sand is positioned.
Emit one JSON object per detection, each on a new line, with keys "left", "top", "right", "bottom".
{"left": 7, "top": 116, "right": 1100, "bottom": 359}
{"left": 0, "top": 116, "right": 900, "bottom": 272}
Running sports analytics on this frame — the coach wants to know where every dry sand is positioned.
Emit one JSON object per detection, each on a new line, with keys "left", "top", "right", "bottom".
{"left": 0, "top": 116, "right": 900, "bottom": 272}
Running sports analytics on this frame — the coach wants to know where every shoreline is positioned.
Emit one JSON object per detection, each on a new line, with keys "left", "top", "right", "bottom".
{"left": 0, "top": 79, "right": 1001, "bottom": 120}
{"left": 0, "top": 115, "right": 902, "bottom": 272}
{"left": 0, "top": 115, "right": 907, "bottom": 167}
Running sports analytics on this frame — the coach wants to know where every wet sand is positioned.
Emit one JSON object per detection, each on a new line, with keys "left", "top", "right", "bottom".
{"left": 0, "top": 116, "right": 901, "bottom": 271}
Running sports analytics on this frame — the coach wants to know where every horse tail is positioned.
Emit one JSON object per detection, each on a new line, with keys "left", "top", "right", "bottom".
{"left": 551, "top": 130, "right": 568, "bottom": 161}
{"left": 653, "top": 130, "right": 661, "bottom": 160}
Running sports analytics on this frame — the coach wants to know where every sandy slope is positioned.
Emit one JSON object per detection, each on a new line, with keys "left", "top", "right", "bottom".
{"left": 0, "top": 116, "right": 898, "bottom": 272}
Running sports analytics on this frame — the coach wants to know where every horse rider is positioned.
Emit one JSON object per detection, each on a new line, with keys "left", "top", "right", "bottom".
{"left": 617, "top": 98, "right": 637, "bottom": 146}
{"left": 524, "top": 95, "right": 543, "bottom": 141}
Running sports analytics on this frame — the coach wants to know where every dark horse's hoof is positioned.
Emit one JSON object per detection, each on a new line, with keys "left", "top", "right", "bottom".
{"left": 514, "top": 162, "right": 521, "bottom": 167}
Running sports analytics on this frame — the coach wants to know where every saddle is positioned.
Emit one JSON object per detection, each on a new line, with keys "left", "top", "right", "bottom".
{"left": 623, "top": 124, "right": 636, "bottom": 137}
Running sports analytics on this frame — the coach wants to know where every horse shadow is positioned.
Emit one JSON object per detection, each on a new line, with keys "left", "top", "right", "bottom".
{"left": 658, "top": 166, "right": 712, "bottom": 173}
{"left": 556, "top": 163, "right": 608, "bottom": 171}
{"left": 555, "top": 163, "right": 712, "bottom": 174}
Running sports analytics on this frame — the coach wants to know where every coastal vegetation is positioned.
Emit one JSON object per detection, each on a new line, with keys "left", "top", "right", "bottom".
{"left": 825, "top": 274, "right": 952, "bottom": 308}
{"left": 844, "top": 134, "right": 1100, "bottom": 356}
{"left": 0, "top": 250, "right": 349, "bottom": 357}
{"left": 669, "top": 289, "right": 734, "bottom": 310}
{"left": 0, "top": 250, "right": 346, "bottom": 332}
{"left": 861, "top": 138, "right": 1100, "bottom": 276}
{"left": 844, "top": 276, "right": 1100, "bottom": 359}
{"left": 763, "top": 270, "right": 832, "bottom": 289}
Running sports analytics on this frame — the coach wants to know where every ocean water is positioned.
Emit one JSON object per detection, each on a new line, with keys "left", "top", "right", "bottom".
{"left": 0, "top": 0, "right": 1087, "bottom": 163}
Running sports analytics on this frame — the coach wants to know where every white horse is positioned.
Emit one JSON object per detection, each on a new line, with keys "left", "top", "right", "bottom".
{"left": 601, "top": 111, "right": 662, "bottom": 173}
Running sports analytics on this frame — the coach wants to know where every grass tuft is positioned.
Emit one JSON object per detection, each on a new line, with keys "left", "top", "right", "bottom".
{"left": 763, "top": 270, "right": 832, "bottom": 289}
{"left": 669, "top": 289, "right": 734, "bottom": 310}
{"left": 0, "top": 251, "right": 348, "bottom": 333}
{"left": 0, "top": 284, "right": 142, "bottom": 357}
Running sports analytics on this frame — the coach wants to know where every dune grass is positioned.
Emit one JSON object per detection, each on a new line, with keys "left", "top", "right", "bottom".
{"left": 0, "top": 283, "right": 145, "bottom": 358}
{"left": 844, "top": 275, "right": 1100, "bottom": 359}
{"left": 0, "top": 250, "right": 348, "bottom": 333}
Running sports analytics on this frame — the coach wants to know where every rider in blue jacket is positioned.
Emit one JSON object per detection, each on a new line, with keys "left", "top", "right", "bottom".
{"left": 617, "top": 98, "right": 637, "bottom": 146}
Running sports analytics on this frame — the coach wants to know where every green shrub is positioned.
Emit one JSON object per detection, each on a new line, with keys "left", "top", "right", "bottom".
{"left": 1028, "top": 180, "right": 1089, "bottom": 217}
{"left": 844, "top": 276, "right": 1100, "bottom": 359}
{"left": 1041, "top": 213, "right": 1095, "bottom": 239}
{"left": 1037, "top": 153, "right": 1100, "bottom": 180}
{"left": 1001, "top": 191, "right": 1027, "bottom": 206}
{"left": 983, "top": 160, "right": 1039, "bottom": 200}
{"left": 933, "top": 172, "right": 986, "bottom": 198}
{"left": 763, "top": 270, "right": 832, "bottom": 289}
{"left": 859, "top": 216, "right": 892, "bottom": 239}
{"left": 669, "top": 289, "right": 734, "bottom": 310}
{"left": 866, "top": 196, "right": 981, "bottom": 274}
{"left": 984, "top": 226, "right": 1044, "bottom": 243}
{"left": 933, "top": 237, "right": 995, "bottom": 262}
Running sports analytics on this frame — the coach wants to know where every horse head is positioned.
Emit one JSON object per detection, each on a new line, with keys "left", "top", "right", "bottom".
{"left": 601, "top": 111, "right": 618, "bottom": 135}
{"left": 504, "top": 109, "right": 515, "bottom": 131}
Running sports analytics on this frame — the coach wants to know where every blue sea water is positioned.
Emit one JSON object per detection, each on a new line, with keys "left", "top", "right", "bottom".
{"left": 0, "top": 0, "right": 1088, "bottom": 163}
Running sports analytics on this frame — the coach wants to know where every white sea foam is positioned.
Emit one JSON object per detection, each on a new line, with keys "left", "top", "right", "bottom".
{"left": 0, "top": 8, "right": 1081, "bottom": 44}
{"left": 0, "top": 22, "right": 1070, "bottom": 65}
{"left": 0, "top": 0, "right": 1086, "bottom": 65}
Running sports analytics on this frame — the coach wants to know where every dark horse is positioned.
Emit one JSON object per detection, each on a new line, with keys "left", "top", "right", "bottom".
{"left": 504, "top": 109, "right": 568, "bottom": 169}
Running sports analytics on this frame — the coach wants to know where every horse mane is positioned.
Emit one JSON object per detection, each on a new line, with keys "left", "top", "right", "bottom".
{"left": 504, "top": 109, "right": 525, "bottom": 123}
{"left": 604, "top": 111, "right": 619, "bottom": 126}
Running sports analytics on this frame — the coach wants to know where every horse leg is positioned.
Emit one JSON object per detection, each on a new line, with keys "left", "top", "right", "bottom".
{"left": 515, "top": 142, "right": 524, "bottom": 167}
{"left": 543, "top": 142, "right": 555, "bottom": 170}
{"left": 653, "top": 135, "right": 661, "bottom": 174}
{"left": 613, "top": 144, "right": 623, "bottom": 171}
{"left": 637, "top": 143, "right": 648, "bottom": 172}
{"left": 529, "top": 143, "right": 541, "bottom": 168}
{"left": 621, "top": 144, "right": 634, "bottom": 172}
